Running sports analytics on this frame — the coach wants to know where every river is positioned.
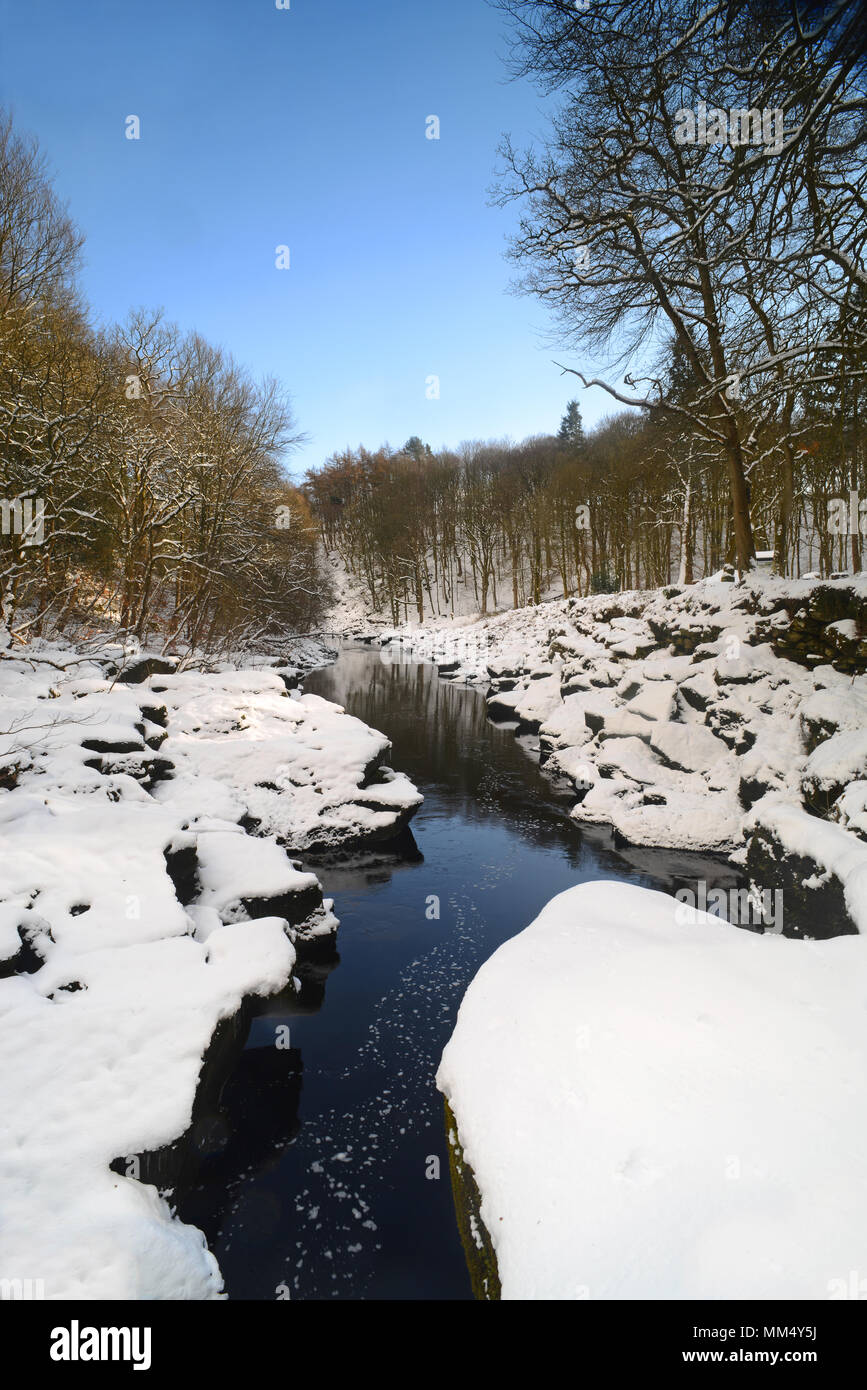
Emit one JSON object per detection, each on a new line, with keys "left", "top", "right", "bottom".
{"left": 172, "top": 644, "right": 741, "bottom": 1300}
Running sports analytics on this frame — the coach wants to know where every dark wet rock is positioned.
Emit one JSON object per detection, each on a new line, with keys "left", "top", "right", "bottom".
{"left": 358, "top": 747, "right": 391, "bottom": 787}
{"left": 486, "top": 691, "right": 522, "bottom": 722}
{"left": 139, "top": 703, "right": 168, "bottom": 728}
{"left": 744, "top": 823, "right": 856, "bottom": 939}
{"left": 738, "top": 773, "right": 775, "bottom": 810}
{"left": 142, "top": 756, "right": 175, "bottom": 789}
{"left": 80, "top": 737, "right": 143, "bottom": 755}
{"left": 241, "top": 883, "right": 323, "bottom": 932}
{"left": 487, "top": 659, "right": 524, "bottom": 681}
{"left": 83, "top": 748, "right": 174, "bottom": 789}
{"left": 0, "top": 913, "right": 53, "bottom": 978}
{"left": 616, "top": 677, "right": 643, "bottom": 701}
{"left": 164, "top": 843, "right": 199, "bottom": 906}
{"left": 705, "top": 703, "right": 757, "bottom": 753}
{"left": 647, "top": 615, "right": 724, "bottom": 654}
{"left": 444, "top": 1098, "right": 500, "bottom": 1302}
{"left": 0, "top": 756, "right": 24, "bottom": 791}
{"left": 108, "top": 655, "right": 179, "bottom": 684}
{"left": 583, "top": 707, "right": 607, "bottom": 735}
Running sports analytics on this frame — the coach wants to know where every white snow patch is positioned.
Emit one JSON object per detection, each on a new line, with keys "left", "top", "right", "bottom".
{"left": 438, "top": 879, "right": 867, "bottom": 1299}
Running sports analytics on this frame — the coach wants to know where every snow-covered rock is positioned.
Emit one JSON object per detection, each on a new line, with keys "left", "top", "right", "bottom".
{"left": 744, "top": 799, "right": 867, "bottom": 939}
{"left": 151, "top": 671, "right": 422, "bottom": 852}
{"left": 800, "top": 688, "right": 867, "bottom": 753}
{"left": 648, "top": 722, "right": 730, "bottom": 773}
{"left": 801, "top": 732, "right": 867, "bottom": 815}
{"left": 598, "top": 710, "right": 657, "bottom": 743}
{"left": 831, "top": 781, "right": 867, "bottom": 841}
{"left": 625, "top": 680, "right": 678, "bottom": 723}
{"left": 512, "top": 672, "right": 563, "bottom": 731}
{"left": 438, "top": 879, "right": 867, "bottom": 1299}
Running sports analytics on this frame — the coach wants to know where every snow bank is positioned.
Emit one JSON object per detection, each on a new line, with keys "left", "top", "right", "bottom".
{"left": 437, "top": 880, "right": 867, "bottom": 1300}
{"left": 151, "top": 670, "right": 422, "bottom": 852}
{"left": 0, "top": 637, "right": 421, "bottom": 1297}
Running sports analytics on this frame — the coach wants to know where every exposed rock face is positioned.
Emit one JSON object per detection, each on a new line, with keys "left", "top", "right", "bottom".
{"left": 755, "top": 583, "right": 867, "bottom": 673}
{"left": 744, "top": 822, "right": 857, "bottom": 939}
{"left": 443, "top": 1098, "right": 500, "bottom": 1302}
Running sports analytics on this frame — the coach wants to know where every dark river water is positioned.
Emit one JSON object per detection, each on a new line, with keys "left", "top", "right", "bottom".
{"left": 173, "top": 645, "right": 740, "bottom": 1300}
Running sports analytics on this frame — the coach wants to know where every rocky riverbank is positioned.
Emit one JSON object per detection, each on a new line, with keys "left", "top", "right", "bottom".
{"left": 373, "top": 571, "right": 867, "bottom": 938}
{"left": 0, "top": 636, "right": 422, "bottom": 1297}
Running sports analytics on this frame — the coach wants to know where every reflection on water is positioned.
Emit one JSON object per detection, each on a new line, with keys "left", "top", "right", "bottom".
{"left": 170, "top": 646, "right": 739, "bottom": 1300}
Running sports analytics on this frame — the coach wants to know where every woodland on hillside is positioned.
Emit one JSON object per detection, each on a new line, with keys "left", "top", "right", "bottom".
{"left": 304, "top": 380, "right": 864, "bottom": 626}
{"left": 0, "top": 111, "right": 329, "bottom": 653}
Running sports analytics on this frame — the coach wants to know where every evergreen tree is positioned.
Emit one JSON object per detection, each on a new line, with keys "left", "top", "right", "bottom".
{"left": 403, "top": 436, "right": 432, "bottom": 462}
{"left": 557, "top": 401, "right": 584, "bottom": 449}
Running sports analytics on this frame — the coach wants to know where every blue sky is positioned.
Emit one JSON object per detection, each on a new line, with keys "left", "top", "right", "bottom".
{"left": 0, "top": 0, "right": 611, "bottom": 478}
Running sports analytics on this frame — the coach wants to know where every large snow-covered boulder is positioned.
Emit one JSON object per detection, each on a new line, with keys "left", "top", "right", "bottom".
{"left": 648, "top": 721, "right": 730, "bottom": 773}
{"left": 744, "top": 799, "right": 867, "bottom": 938}
{"left": 801, "top": 731, "right": 867, "bottom": 816}
{"left": 152, "top": 672, "right": 422, "bottom": 851}
{"left": 799, "top": 687, "right": 867, "bottom": 754}
{"left": 624, "top": 679, "right": 678, "bottom": 723}
{"left": 0, "top": 798, "right": 296, "bottom": 1299}
{"left": 438, "top": 880, "right": 867, "bottom": 1299}
{"left": 513, "top": 673, "right": 563, "bottom": 732}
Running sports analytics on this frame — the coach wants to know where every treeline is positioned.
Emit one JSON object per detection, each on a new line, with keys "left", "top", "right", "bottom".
{"left": 0, "top": 111, "right": 328, "bottom": 653}
{"left": 304, "top": 384, "right": 864, "bottom": 625}
{"left": 490, "top": 0, "right": 866, "bottom": 577}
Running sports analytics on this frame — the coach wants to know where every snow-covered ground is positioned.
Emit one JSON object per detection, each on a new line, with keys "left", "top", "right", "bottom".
{"left": 319, "top": 547, "right": 567, "bottom": 633}
{"left": 0, "top": 637, "right": 421, "bottom": 1298}
{"left": 437, "top": 879, "right": 867, "bottom": 1300}
{"left": 375, "top": 571, "right": 867, "bottom": 936}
